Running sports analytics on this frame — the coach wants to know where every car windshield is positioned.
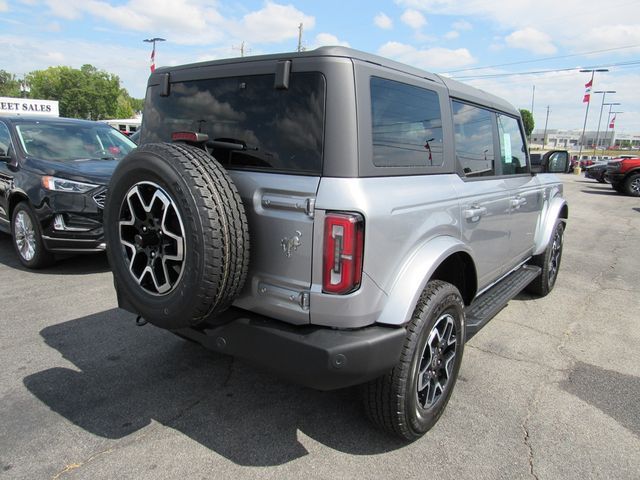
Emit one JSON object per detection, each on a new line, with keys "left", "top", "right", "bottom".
{"left": 15, "top": 122, "right": 136, "bottom": 161}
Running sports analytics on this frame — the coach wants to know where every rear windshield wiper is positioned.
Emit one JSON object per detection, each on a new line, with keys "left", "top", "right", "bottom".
{"left": 208, "top": 138, "right": 259, "bottom": 151}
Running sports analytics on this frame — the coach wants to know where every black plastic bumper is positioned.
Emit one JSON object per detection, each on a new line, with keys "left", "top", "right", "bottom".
{"left": 606, "top": 172, "right": 624, "bottom": 183}
{"left": 172, "top": 310, "right": 406, "bottom": 391}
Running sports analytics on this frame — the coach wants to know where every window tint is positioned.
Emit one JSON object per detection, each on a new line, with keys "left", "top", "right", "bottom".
{"left": 370, "top": 77, "right": 443, "bottom": 167}
{"left": 452, "top": 101, "right": 495, "bottom": 177}
{"left": 142, "top": 72, "right": 326, "bottom": 174}
{"left": 497, "top": 114, "right": 528, "bottom": 175}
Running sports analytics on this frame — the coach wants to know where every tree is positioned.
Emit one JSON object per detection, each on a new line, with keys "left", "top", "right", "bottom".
{"left": 519, "top": 109, "right": 535, "bottom": 138}
{"left": 27, "top": 65, "right": 121, "bottom": 120}
{"left": 0, "top": 70, "right": 21, "bottom": 97}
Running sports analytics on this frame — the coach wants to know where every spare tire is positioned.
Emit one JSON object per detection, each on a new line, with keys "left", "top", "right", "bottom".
{"left": 104, "top": 143, "right": 250, "bottom": 329}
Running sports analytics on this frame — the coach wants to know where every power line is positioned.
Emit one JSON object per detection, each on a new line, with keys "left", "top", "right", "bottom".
{"left": 451, "top": 59, "right": 640, "bottom": 80}
{"left": 445, "top": 43, "right": 640, "bottom": 74}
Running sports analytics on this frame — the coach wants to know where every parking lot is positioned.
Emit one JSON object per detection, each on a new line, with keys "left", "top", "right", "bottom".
{"left": 0, "top": 175, "right": 638, "bottom": 480}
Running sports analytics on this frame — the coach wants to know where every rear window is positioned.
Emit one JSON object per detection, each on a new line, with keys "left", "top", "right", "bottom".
{"left": 370, "top": 77, "right": 444, "bottom": 167}
{"left": 142, "top": 72, "right": 326, "bottom": 174}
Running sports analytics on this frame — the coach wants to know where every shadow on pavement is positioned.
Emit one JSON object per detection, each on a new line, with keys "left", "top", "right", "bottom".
{"left": 0, "top": 233, "right": 110, "bottom": 275}
{"left": 23, "top": 309, "right": 404, "bottom": 466}
{"left": 561, "top": 361, "right": 640, "bottom": 437}
{"left": 580, "top": 189, "right": 619, "bottom": 196}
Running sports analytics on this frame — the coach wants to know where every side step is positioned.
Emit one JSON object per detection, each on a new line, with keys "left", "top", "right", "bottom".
{"left": 465, "top": 265, "right": 541, "bottom": 341}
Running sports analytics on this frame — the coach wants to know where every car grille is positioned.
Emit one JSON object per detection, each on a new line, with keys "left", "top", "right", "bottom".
{"left": 93, "top": 190, "right": 107, "bottom": 209}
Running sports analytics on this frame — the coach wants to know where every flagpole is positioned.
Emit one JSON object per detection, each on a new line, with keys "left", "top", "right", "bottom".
{"left": 577, "top": 69, "right": 608, "bottom": 171}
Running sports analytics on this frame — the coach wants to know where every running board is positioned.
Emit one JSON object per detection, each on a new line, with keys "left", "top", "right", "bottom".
{"left": 465, "top": 265, "right": 541, "bottom": 341}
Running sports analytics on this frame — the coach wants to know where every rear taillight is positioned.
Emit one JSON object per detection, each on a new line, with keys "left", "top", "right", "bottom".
{"left": 323, "top": 212, "right": 364, "bottom": 294}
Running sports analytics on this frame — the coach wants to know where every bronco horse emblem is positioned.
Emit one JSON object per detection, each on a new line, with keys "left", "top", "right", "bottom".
{"left": 281, "top": 231, "right": 302, "bottom": 258}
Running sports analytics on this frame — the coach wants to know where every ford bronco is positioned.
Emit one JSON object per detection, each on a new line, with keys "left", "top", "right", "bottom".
{"left": 104, "top": 47, "right": 568, "bottom": 440}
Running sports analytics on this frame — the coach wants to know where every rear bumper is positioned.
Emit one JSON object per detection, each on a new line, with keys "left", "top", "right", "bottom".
{"left": 171, "top": 309, "right": 406, "bottom": 391}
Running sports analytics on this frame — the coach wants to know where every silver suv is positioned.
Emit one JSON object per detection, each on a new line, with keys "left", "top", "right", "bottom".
{"left": 104, "top": 47, "right": 568, "bottom": 440}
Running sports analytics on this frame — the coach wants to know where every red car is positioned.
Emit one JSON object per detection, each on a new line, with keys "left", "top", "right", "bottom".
{"left": 606, "top": 157, "right": 640, "bottom": 196}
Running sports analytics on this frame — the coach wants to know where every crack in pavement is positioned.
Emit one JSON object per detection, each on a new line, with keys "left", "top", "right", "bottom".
{"left": 467, "top": 344, "right": 566, "bottom": 373}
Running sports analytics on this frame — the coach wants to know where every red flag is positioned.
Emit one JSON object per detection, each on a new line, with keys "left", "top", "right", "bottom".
{"left": 583, "top": 79, "right": 592, "bottom": 103}
{"left": 609, "top": 114, "right": 616, "bottom": 129}
{"left": 150, "top": 46, "right": 156, "bottom": 73}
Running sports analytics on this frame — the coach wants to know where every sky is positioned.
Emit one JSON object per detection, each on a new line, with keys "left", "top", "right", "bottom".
{"left": 2, "top": 0, "right": 640, "bottom": 133}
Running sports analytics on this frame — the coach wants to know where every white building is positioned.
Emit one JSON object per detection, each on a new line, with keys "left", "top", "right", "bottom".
{"left": 531, "top": 129, "right": 640, "bottom": 149}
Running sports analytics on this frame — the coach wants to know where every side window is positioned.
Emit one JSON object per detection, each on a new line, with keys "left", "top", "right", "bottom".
{"left": 497, "top": 114, "right": 528, "bottom": 175}
{"left": 452, "top": 101, "right": 495, "bottom": 177}
{"left": 0, "top": 122, "right": 12, "bottom": 156}
{"left": 370, "top": 77, "right": 444, "bottom": 167}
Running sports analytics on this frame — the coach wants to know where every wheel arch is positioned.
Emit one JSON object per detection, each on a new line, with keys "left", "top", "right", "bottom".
{"left": 8, "top": 191, "right": 30, "bottom": 220}
{"left": 533, "top": 195, "right": 568, "bottom": 256}
{"left": 376, "top": 236, "right": 477, "bottom": 326}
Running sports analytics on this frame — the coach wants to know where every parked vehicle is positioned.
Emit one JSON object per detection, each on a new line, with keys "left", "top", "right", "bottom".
{"left": 104, "top": 47, "right": 569, "bottom": 440}
{"left": 0, "top": 115, "right": 136, "bottom": 268}
{"left": 606, "top": 156, "right": 640, "bottom": 196}
{"left": 584, "top": 161, "right": 608, "bottom": 183}
{"left": 102, "top": 118, "right": 141, "bottom": 136}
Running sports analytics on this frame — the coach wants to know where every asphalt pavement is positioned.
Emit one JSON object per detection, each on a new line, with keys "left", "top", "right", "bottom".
{"left": 0, "top": 175, "right": 639, "bottom": 480}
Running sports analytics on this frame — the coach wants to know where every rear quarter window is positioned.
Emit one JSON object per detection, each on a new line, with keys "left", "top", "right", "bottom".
{"left": 370, "top": 77, "right": 444, "bottom": 167}
{"left": 141, "top": 72, "right": 326, "bottom": 175}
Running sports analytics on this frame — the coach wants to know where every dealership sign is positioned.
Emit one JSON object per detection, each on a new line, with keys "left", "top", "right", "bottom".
{"left": 0, "top": 97, "right": 59, "bottom": 117}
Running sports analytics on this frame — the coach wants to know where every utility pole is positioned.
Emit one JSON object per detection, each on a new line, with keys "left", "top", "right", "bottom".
{"left": 592, "top": 90, "right": 616, "bottom": 156}
{"left": 233, "top": 41, "right": 249, "bottom": 57}
{"left": 542, "top": 105, "right": 550, "bottom": 149}
{"left": 297, "top": 23, "right": 305, "bottom": 52}
{"left": 577, "top": 69, "right": 608, "bottom": 169}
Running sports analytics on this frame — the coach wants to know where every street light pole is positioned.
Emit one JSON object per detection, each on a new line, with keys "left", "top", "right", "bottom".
{"left": 603, "top": 103, "right": 621, "bottom": 150}
{"left": 605, "top": 110, "right": 623, "bottom": 149}
{"left": 577, "top": 69, "right": 608, "bottom": 169}
{"left": 592, "top": 90, "right": 616, "bottom": 156}
{"left": 143, "top": 37, "right": 166, "bottom": 73}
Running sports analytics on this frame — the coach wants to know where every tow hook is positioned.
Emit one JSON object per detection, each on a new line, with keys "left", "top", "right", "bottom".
{"left": 135, "top": 315, "right": 148, "bottom": 327}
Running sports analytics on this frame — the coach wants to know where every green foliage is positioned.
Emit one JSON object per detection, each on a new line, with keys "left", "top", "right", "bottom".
{"left": 519, "top": 109, "right": 535, "bottom": 138}
{"left": 26, "top": 65, "right": 121, "bottom": 120}
{"left": 0, "top": 70, "right": 22, "bottom": 97}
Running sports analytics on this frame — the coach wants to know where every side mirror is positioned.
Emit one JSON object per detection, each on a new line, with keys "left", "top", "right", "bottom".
{"left": 547, "top": 152, "right": 569, "bottom": 173}
{"left": 0, "top": 147, "right": 11, "bottom": 163}
{"left": 539, "top": 151, "right": 569, "bottom": 173}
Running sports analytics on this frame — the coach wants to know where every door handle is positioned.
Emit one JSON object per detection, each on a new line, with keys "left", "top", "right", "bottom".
{"left": 510, "top": 196, "right": 527, "bottom": 208}
{"left": 463, "top": 205, "right": 487, "bottom": 220}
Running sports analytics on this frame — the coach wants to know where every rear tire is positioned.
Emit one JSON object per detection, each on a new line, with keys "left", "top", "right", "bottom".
{"left": 623, "top": 173, "right": 640, "bottom": 197}
{"left": 363, "top": 281, "right": 465, "bottom": 441}
{"left": 526, "top": 219, "right": 564, "bottom": 297}
{"left": 104, "top": 143, "right": 250, "bottom": 330}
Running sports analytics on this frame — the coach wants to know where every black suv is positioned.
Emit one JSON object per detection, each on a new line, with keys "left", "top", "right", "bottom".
{"left": 0, "top": 116, "right": 136, "bottom": 268}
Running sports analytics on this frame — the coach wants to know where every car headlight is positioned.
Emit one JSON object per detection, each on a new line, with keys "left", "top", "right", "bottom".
{"left": 41, "top": 176, "right": 98, "bottom": 193}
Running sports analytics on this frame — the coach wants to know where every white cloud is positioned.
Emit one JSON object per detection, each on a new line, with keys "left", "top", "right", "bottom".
{"left": 40, "top": 0, "right": 314, "bottom": 46}
{"left": 395, "top": 0, "right": 640, "bottom": 54}
{"left": 444, "top": 30, "right": 459, "bottom": 40}
{"left": 400, "top": 9, "right": 426, "bottom": 29}
{"left": 374, "top": 12, "right": 393, "bottom": 30}
{"left": 312, "top": 33, "right": 350, "bottom": 48}
{"left": 378, "top": 41, "right": 475, "bottom": 70}
{"left": 452, "top": 20, "right": 472, "bottom": 31}
{"left": 236, "top": 2, "right": 315, "bottom": 44}
{"left": 0, "top": 1, "right": 8, "bottom": 12}
{"left": 505, "top": 27, "right": 557, "bottom": 55}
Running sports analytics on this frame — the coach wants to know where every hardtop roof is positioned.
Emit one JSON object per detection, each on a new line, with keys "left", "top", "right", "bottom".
{"left": 153, "top": 46, "right": 519, "bottom": 116}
